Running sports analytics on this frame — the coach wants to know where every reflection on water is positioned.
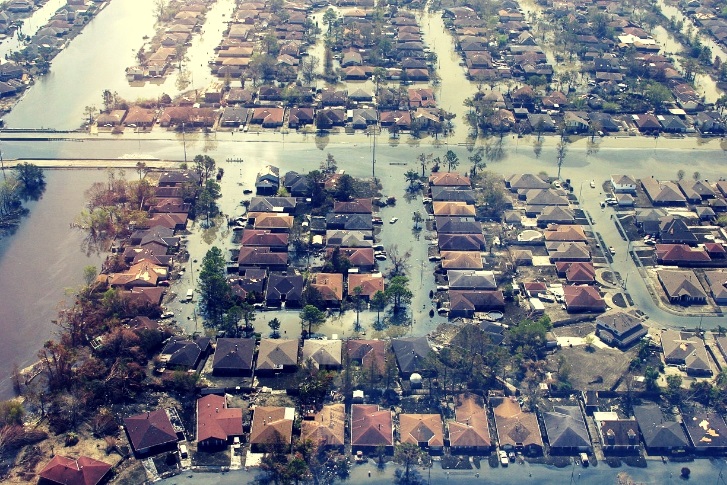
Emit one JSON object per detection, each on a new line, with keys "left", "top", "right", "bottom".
{"left": 0, "top": 170, "right": 104, "bottom": 399}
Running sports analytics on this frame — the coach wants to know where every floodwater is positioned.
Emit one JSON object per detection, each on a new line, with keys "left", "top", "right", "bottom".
{"left": 0, "top": 0, "right": 68, "bottom": 60}
{"left": 0, "top": 169, "right": 104, "bottom": 399}
{"left": 3, "top": 0, "right": 236, "bottom": 130}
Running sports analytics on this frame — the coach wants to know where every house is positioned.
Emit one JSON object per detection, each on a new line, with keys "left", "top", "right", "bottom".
{"left": 251, "top": 107, "right": 284, "bottom": 128}
{"left": 256, "top": 339, "right": 298, "bottom": 374}
{"left": 437, "top": 233, "right": 486, "bottom": 252}
{"left": 348, "top": 273, "right": 385, "bottom": 299}
{"left": 249, "top": 406, "right": 295, "bottom": 451}
{"left": 512, "top": 249, "right": 534, "bottom": 266}
{"left": 547, "top": 242, "right": 591, "bottom": 263}
{"left": 124, "top": 106, "right": 156, "bottom": 127}
{"left": 564, "top": 111, "right": 589, "bottom": 133}
{"left": 333, "top": 198, "right": 373, "bottom": 214}
{"left": 251, "top": 213, "right": 294, "bottom": 232}
{"left": 255, "top": 165, "right": 280, "bottom": 195}
{"left": 328, "top": 247, "right": 375, "bottom": 270}
{"left": 658, "top": 270, "right": 707, "bottom": 305}
{"left": 400, "top": 414, "right": 444, "bottom": 451}
{"left": 544, "top": 225, "right": 587, "bottom": 243}
{"left": 435, "top": 217, "right": 481, "bottom": 234}
{"left": 311, "top": 273, "right": 344, "bottom": 304}
{"left": 641, "top": 178, "right": 687, "bottom": 206}
{"left": 527, "top": 113, "right": 556, "bottom": 132}
{"left": 564, "top": 286, "right": 605, "bottom": 313}
{"left": 441, "top": 251, "right": 484, "bottom": 271}
{"left": 196, "top": 394, "right": 243, "bottom": 448}
{"left": 240, "top": 230, "right": 289, "bottom": 250}
{"left": 704, "top": 271, "right": 727, "bottom": 305}
{"left": 659, "top": 218, "right": 697, "bottom": 245}
{"left": 302, "top": 339, "right": 342, "bottom": 370}
{"left": 611, "top": 175, "right": 637, "bottom": 193}
{"left": 491, "top": 396, "right": 543, "bottom": 455}
{"left": 237, "top": 247, "right": 288, "bottom": 271}
{"left": 346, "top": 339, "right": 387, "bottom": 377}
{"left": 430, "top": 186, "right": 476, "bottom": 203}
{"left": 555, "top": 262, "right": 596, "bottom": 284}
{"left": 429, "top": 172, "right": 472, "bottom": 188}
{"left": 633, "top": 404, "right": 689, "bottom": 454}
{"left": 448, "top": 393, "right": 491, "bottom": 453}
{"left": 326, "top": 213, "right": 374, "bottom": 231}
{"left": 661, "top": 329, "right": 711, "bottom": 376}
{"left": 542, "top": 405, "right": 592, "bottom": 454}
{"left": 160, "top": 336, "right": 210, "bottom": 370}
{"left": 679, "top": 179, "right": 716, "bottom": 201}
{"left": 301, "top": 403, "right": 345, "bottom": 450}
{"left": 505, "top": 173, "right": 550, "bottom": 192}
{"left": 392, "top": 337, "right": 431, "bottom": 377}
{"left": 38, "top": 456, "right": 112, "bottom": 485}
{"left": 595, "top": 311, "right": 648, "bottom": 349}
{"left": 658, "top": 114, "right": 687, "bottom": 133}
{"left": 265, "top": 274, "right": 304, "bottom": 307}
{"left": 593, "top": 412, "right": 639, "bottom": 454}
{"left": 447, "top": 270, "right": 496, "bottom": 290}
{"left": 433, "top": 201, "right": 476, "bottom": 217}
{"left": 107, "top": 260, "right": 168, "bottom": 289}
{"left": 449, "top": 290, "right": 505, "bottom": 317}
{"left": 326, "top": 230, "right": 372, "bottom": 248}
{"left": 124, "top": 409, "right": 179, "bottom": 456}
{"left": 655, "top": 244, "right": 710, "bottom": 265}
{"left": 351, "top": 404, "right": 393, "bottom": 452}
{"left": 695, "top": 111, "right": 725, "bottom": 134}
{"left": 683, "top": 411, "right": 727, "bottom": 453}
{"left": 283, "top": 171, "right": 311, "bottom": 197}
{"left": 632, "top": 113, "right": 662, "bottom": 132}
{"left": 212, "top": 338, "right": 255, "bottom": 376}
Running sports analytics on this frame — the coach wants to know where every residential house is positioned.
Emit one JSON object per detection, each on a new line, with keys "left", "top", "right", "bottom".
{"left": 288, "top": 107, "right": 314, "bottom": 128}
{"left": 437, "top": 233, "right": 486, "bottom": 252}
{"left": 655, "top": 244, "right": 710, "bottom": 265}
{"left": 658, "top": 218, "right": 697, "bottom": 245}
{"left": 542, "top": 405, "right": 592, "bottom": 454}
{"left": 448, "top": 393, "right": 491, "bottom": 453}
{"left": 447, "top": 270, "right": 496, "bottom": 290}
{"left": 212, "top": 338, "right": 256, "bottom": 376}
{"left": 505, "top": 173, "right": 550, "bottom": 192}
{"left": 658, "top": 115, "right": 687, "bottom": 133}
{"left": 346, "top": 339, "right": 387, "bottom": 377}
{"left": 311, "top": 273, "right": 344, "bottom": 305}
{"left": 433, "top": 201, "right": 476, "bottom": 217}
{"left": 255, "top": 165, "right": 280, "bottom": 195}
{"left": 251, "top": 213, "right": 294, "bottom": 232}
{"left": 326, "top": 230, "right": 372, "bottom": 248}
{"left": 595, "top": 311, "right": 648, "bottom": 349}
{"left": 196, "top": 394, "right": 243, "bottom": 448}
{"left": 325, "top": 213, "right": 374, "bottom": 231}
{"left": 240, "top": 230, "right": 289, "bottom": 250}
{"left": 704, "top": 271, "right": 727, "bottom": 305}
{"left": 641, "top": 178, "right": 687, "bottom": 206}
{"left": 430, "top": 186, "right": 476, "bottom": 203}
{"left": 301, "top": 404, "right": 345, "bottom": 450}
{"left": 256, "top": 339, "right": 298, "bottom": 374}
{"left": 283, "top": 171, "right": 311, "bottom": 197}
{"left": 632, "top": 113, "right": 662, "bottom": 133}
{"left": 658, "top": 270, "right": 707, "bottom": 305}
{"left": 392, "top": 337, "right": 431, "bottom": 378}
{"left": 160, "top": 336, "right": 211, "bottom": 370}
{"left": 593, "top": 412, "right": 639, "bottom": 454}
{"left": 537, "top": 206, "right": 576, "bottom": 227}
{"left": 611, "top": 175, "right": 638, "bottom": 193}
{"left": 237, "top": 247, "right": 288, "bottom": 271}
{"left": 248, "top": 197, "right": 297, "bottom": 214}
{"left": 449, "top": 290, "right": 505, "bottom": 317}
{"left": 491, "top": 396, "right": 543, "bottom": 455}
{"left": 695, "top": 111, "right": 725, "bottom": 134}
{"left": 265, "top": 274, "right": 304, "bottom": 307}
{"left": 124, "top": 409, "right": 179, "bottom": 456}
{"left": 564, "top": 286, "right": 606, "bottom": 313}
{"left": 302, "top": 339, "right": 342, "bottom": 370}
{"left": 328, "top": 247, "right": 375, "bottom": 270}
{"left": 348, "top": 273, "right": 385, "bottom": 299}
{"left": 633, "top": 404, "right": 689, "bottom": 454}
{"left": 351, "top": 404, "right": 394, "bottom": 452}
{"left": 661, "top": 329, "right": 711, "bottom": 376}
{"left": 429, "top": 172, "right": 472, "bottom": 187}
{"left": 683, "top": 411, "right": 727, "bottom": 453}
{"left": 679, "top": 179, "right": 716, "bottom": 201}
{"left": 333, "top": 198, "right": 373, "bottom": 214}
{"left": 399, "top": 414, "right": 444, "bottom": 452}
{"left": 544, "top": 225, "right": 587, "bottom": 243}
{"left": 441, "top": 251, "right": 484, "bottom": 271}
{"left": 251, "top": 107, "right": 284, "bottom": 128}
{"left": 38, "top": 456, "right": 111, "bottom": 485}
{"left": 547, "top": 242, "right": 591, "bottom": 263}
{"left": 249, "top": 406, "right": 294, "bottom": 451}
{"left": 555, "top": 262, "right": 596, "bottom": 284}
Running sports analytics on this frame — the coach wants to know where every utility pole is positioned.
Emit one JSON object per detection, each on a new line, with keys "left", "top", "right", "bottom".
{"left": 182, "top": 122, "right": 187, "bottom": 163}
{"left": 372, "top": 123, "right": 376, "bottom": 181}
{"left": 0, "top": 140, "right": 5, "bottom": 180}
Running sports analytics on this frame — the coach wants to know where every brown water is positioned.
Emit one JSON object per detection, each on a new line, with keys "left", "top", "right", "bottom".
{"left": 0, "top": 169, "right": 104, "bottom": 398}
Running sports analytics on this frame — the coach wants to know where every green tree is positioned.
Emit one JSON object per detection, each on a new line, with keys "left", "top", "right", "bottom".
{"left": 386, "top": 276, "right": 413, "bottom": 313}
{"left": 693, "top": 171, "right": 701, "bottom": 181}
{"left": 193, "top": 154, "right": 216, "bottom": 185}
{"left": 404, "top": 169, "right": 420, "bottom": 190}
{"left": 13, "top": 162, "right": 45, "bottom": 198}
{"left": 199, "top": 247, "right": 232, "bottom": 327}
{"left": 677, "top": 169, "right": 686, "bottom": 180}
{"left": 412, "top": 211, "right": 423, "bottom": 230}
{"left": 644, "top": 82, "right": 672, "bottom": 111}
{"left": 196, "top": 179, "right": 222, "bottom": 224}
{"left": 300, "top": 304, "right": 326, "bottom": 337}
{"left": 268, "top": 317, "right": 281, "bottom": 338}
{"left": 393, "top": 443, "right": 427, "bottom": 485}
{"left": 644, "top": 366, "right": 660, "bottom": 392}
{"left": 371, "top": 290, "right": 388, "bottom": 324}
{"left": 468, "top": 147, "right": 485, "bottom": 177}
{"left": 82, "top": 265, "right": 98, "bottom": 287}
{"left": 444, "top": 149, "right": 459, "bottom": 172}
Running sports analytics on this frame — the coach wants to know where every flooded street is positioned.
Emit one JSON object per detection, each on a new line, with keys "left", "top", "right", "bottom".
{"left": 3, "top": 0, "right": 236, "bottom": 130}
{"left": 0, "top": 0, "right": 68, "bottom": 59}
{"left": 0, "top": 169, "right": 104, "bottom": 399}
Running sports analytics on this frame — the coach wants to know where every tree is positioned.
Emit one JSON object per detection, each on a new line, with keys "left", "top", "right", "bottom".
{"left": 386, "top": 276, "right": 413, "bottom": 313}
{"left": 135, "top": 161, "right": 149, "bottom": 180}
{"left": 412, "top": 211, "right": 423, "bottom": 230}
{"left": 199, "top": 247, "right": 232, "bottom": 327}
{"left": 644, "top": 366, "right": 660, "bottom": 392}
{"left": 193, "top": 154, "right": 216, "bottom": 185}
{"left": 300, "top": 304, "right": 326, "bottom": 337}
{"left": 83, "top": 105, "right": 98, "bottom": 125}
{"left": 334, "top": 174, "right": 356, "bottom": 201}
{"left": 300, "top": 55, "right": 319, "bottom": 85}
{"left": 644, "top": 82, "right": 672, "bottom": 111}
{"left": 371, "top": 290, "right": 387, "bottom": 325}
{"left": 321, "top": 153, "right": 338, "bottom": 174}
{"left": 556, "top": 140, "right": 568, "bottom": 180}
{"left": 444, "top": 149, "right": 459, "bottom": 172}
{"left": 404, "top": 169, "right": 420, "bottom": 190}
{"left": 417, "top": 153, "right": 431, "bottom": 177}
{"left": 196, "top": 179, "right": 222, "bottom": 224}
{"left": 693, "top": 171, "right": 701, "bottom": 181}
{"left": 393, "top": 443, "right": 427, "bottom": 485}
{"left": 468, "top": 147, "right": 485, "bottom": 177}
{"left": 268, "top": 317, "right": 281, "bottom": 338}
{"left": 322, "top": 8, "right": 338, "bottom": 33}
{"left": 677, "top": 169, "right": 686, "bottom": 180}
{"left": 13, "top": 162, "right": 45, "bottom": 197}
{"left": 82, "top": 265, "right": 98, "bottom": 287}
{"left": 387, "top": 245, "right": 411, "bottom": 277}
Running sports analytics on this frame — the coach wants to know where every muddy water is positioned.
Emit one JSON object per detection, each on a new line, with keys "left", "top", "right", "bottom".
{"left": 0, "top": 0, "right": 68, "bottom": 59}
{"left": 0, "top": 169, "right": 104, "bottom": 399}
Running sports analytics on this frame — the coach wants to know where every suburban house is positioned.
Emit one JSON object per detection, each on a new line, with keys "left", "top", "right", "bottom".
{"left": 392, "top": 337, "right": 432, "bottom": 377}
{"left": 124, "top": 409, "right": 180, "bottom": 457}
{"left": 438, "top": 233, "right": 486, "bottom": 252}
{"left": 350, "top": 404, "right": 394, "bottom": 452}
{"left": 595, "top": 311, "right": 648, "bottom": 349}
{"left": 196, "top": 394, "right": 243, "bottom": 448}
{"left": 491, "top": 396, "right": 543, "bottom": 455}
{"left": 555, "top": 262, "right": 596, "bottom": 284}
{"left": 683, "top": 411, "right": 727, "bottom": 453}
{"left": 563, "top": 286, "right": 606, "bottom": 313}
{"left": 249, "top": 406, "right": 295, "bottom": 451}
{"left": 302, "top": 339, "right": 342, "bottom": 370}
{"left": 265, "top": 274, "right": 304, "bottom": 307}
{"left": 38, "top": 456, "right": 112, "bottom": 485}
{"left": 447, "top": 393, "right": 491, "bottom": 453}
{"left": 658, "top": 218, "right": 698, "bottom": 245}
{"left": 212, "top": 338, "right": 256, "bottom": 377}
{"left": 655, "top": 244, "right": 711, "bottom": 266}
{"left": 633, "top": 404, "right": 689, "bottom": 454}
{"left": 641, "top": 178, "right": 687, "bottom": 205}
{"left": 346, "top": 339, "right": 387, "bottom": 377}
{"left": 255, "top": 165, "right": 280, "bottom": 195}
{"left": 256, "top": 339, "right": 298, "bottom": 374}
{"left": 448, "top": 290, "right": 505, "bottom": 317}
{"left": 347, "top": 273, "right": 385, "bottom": 300}
{"left": 160, "top": 336, "right": 211, "bottom": 370}
{"left": 301, "top": 403, "right": 345, "bottom": 450}
{"left": 399, "top": 414, "right": 444, "bottom": 452}
{"left": 661, "top": 329, "right": 712, "bottom": 376}
{"left": 447, "top": 270, "right": 497, "bottom": 290}
{"left": 311, "top": 273, "right": 344, "bottom": 305}
{"left": 542, "top": 405, "right": 592, "bottom": 454}
{"left": 593, "top": 412, "right": 639, "bottom": 454}
{"left": 657, "top": 270, "right": 707, "bottom": 305}
{"left": 704, "top": 271, "right": 727, "bottom": 305}
{"left": 441, "top": 251, "right": 485, "bottom": 271}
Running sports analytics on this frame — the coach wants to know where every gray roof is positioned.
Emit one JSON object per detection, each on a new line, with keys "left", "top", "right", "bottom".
{"left": 212, "top": 338, "right": 255, "bottom": 372}
{"left": 633, "top": 404, "right": 689, "bottom": 450}
{"left": 392, "top": 337, "right": 431, "bottom": 375}
{"left": 447, "top": 270, "right": 497, "bottom": 290}
{"left": 542, "top": 406, "right": 591, "bottom": 450}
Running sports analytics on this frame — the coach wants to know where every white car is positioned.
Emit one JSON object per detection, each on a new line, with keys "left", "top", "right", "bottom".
{"left": 499, "top": 450, "right": 509, "bottom": 466}
{"left": 609, "top": 246, "right": 616, "bottom": 255}
{"left": 389, "top": 217, "right": 398, "bottom": 224}
{"left": 590, "top": 180, "right": 596, "bottom": 188}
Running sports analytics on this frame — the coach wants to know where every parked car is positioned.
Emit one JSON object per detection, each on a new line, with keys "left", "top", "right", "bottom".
{"left": 499, "top": 450, "right": 509, "bottom": 466}
{"left": 609, "top": 246, "right": 616, "bottom": 255}
{"left": 389, "top": 217, "right": 398, "bottom": 224}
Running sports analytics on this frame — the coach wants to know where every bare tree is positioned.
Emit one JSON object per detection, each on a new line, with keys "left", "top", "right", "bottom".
{"left": 386, "top": 245, "right": 411, "bottom": 277}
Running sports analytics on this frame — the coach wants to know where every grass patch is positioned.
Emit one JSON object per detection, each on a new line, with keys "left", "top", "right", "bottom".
{"left": 192, "top": 447, "right": 230, "bottom": 467}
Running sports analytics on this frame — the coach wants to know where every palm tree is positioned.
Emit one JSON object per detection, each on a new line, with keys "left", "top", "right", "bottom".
{"left": 404, "top": 169, "right": 419, "bottom": 190}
